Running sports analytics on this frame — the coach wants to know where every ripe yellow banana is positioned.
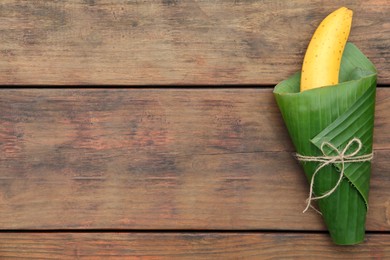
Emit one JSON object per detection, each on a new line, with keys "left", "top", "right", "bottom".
{"left": 300, "top": 7, "right": 353, "bottom": 92}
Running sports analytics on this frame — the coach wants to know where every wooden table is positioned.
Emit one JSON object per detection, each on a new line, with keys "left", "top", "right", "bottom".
{"left": 0, "top": 1, "right": 389, "bottom": 258}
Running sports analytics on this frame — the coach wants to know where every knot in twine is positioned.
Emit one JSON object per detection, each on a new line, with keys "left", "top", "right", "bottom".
{"left": 296, "top": 138, "right": 373, "bottom": 214}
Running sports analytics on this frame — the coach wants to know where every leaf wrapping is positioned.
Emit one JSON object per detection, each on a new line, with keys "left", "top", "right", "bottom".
{"left": 273, "top": 43, "right": 377, "bottom": 245}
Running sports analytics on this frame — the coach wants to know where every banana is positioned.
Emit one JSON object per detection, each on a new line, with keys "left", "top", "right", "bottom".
{"left": 300, "top": 7, "right": 353, "bottom": 92}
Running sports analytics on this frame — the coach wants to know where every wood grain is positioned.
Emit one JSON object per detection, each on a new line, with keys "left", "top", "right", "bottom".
{"left": 0, "top": 232, "right": 389, "bottom": 259}
{"left": 0, "top": 0, "right": 388, "bottom": 85}
{"left": 0, "top": 89, "right": 389, "bottom": 230}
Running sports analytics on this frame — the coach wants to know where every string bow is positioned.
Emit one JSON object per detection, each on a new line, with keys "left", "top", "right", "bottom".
{"left": 296, "top": 138, "right": 373, "bottom": 213}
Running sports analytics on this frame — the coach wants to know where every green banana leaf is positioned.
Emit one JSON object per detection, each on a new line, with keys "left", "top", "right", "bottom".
{"left": 273, "top": 42, "right": 377, "bottom": 245}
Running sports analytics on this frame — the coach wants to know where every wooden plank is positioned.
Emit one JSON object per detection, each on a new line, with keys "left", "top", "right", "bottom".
{"left": 0, "top": 232, "right": 389, "bottom": 259}
{"left": 0, "top": 89, "right": 389, "bottom": 230}
{"left": 0, "top": 0, "right": 388, "bottom": 85}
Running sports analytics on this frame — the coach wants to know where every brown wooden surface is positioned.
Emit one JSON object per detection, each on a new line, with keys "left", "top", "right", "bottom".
{"left": 0, "top": 0, "right": 389, "bottom": 85}
{"left": 0, "top": 89, "right": 389, "bottom": 231}
{"left": 1, "top": 0, "right": 390, "bottom": 257}
{"left": 0, "top": 232, "right": 389, "bottom": 259}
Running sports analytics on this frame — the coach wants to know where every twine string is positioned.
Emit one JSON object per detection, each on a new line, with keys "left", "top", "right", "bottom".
{"left": 296, "top": 138, "right": 373, "bottom": 213}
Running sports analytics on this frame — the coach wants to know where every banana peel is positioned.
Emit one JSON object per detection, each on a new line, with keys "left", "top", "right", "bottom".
{"left": 301, "top": 7, "right": 353, "bottom": 91}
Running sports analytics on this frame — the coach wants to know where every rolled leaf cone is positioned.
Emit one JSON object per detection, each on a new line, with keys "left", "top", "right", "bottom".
{"left": 273, "top": 43, "right": 377, "bottom": 245}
